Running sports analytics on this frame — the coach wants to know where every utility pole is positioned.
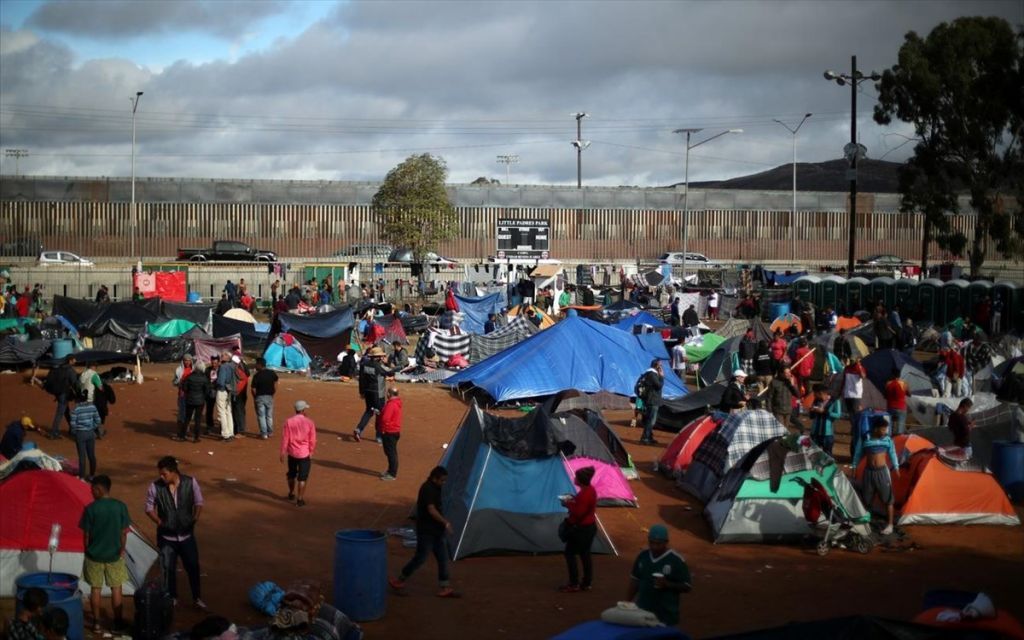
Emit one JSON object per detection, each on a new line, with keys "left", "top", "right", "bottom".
{"left": 496, "top": 154, "right": 519, "bottom": 184}
{"left": 4, "top": 149, "right": 28, "bottom": 175}
{"left": 772, "top": 114, "right": 812, "bottom": 265}
{"left": 571, "top": 112, "right": 589, "bottom": 188}
{"left": 130, "top": 91, "right": 143, "bottom": 264}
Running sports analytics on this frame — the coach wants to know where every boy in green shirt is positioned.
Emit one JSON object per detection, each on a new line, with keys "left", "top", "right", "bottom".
{"left": 78, "top": 475, "right": 130, "bottom": 632}
{"left": 627, "top": 523, "right": 692, "bottom": 626}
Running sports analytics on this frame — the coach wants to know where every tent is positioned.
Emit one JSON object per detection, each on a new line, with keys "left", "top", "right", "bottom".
{"left": 656, "top": 383, "right": 727, "bottom": 431}
{"left": 913, "top": 404, "right": 1024, "bottom": 470}
{"left": 714, "top": 318, "right": 752, "bottom": 340}
{"left": 563, "top": 457, "right": 637, "bottom": 507}
{"left": 414, "top": 328, "right": 471, "bottom": 364}
{"left": 453, "top": 292, "right": 505, "bottom": 334}
{"left": 143, "top": 322, "right": 204, "bottom": 363}
{"left": 698, "top": 336, "right": 742, "bottom": 387}
{"left": 375, "top": 314, "right": 409, "bottom": 345}
{"left": 442, "top": 403, "right": 617, "bottom": 559}
{"left": 657, "top": 414, "right": 722, "bottom": 477}
{"left": 855, "top": 434, "right": 1019, "bottom": 526}
{"left": 553, "top": 408, "right": 638, "bottom": 484}
{"left": 835, "top": 315, "right": 862, "bottom": 332}
{"left": 223, "top": 307, "right": 257, "bottom": 324}
{"left": 162, "top": 301, "right": 214, "bottom": 332}
{"left": 769, "top": 313, "right": 802, "bottom": 335}
{"left": 679, "top": 410, "right": 787, "bottom": 503}
{"left": 263, "top": 333, "right": 313, "bottom": 372}
{"left": 684, "top": 333, "right": 726, "bottom": 364}
{"left": 614, "top": 312, "right": 668, "bottom": 331}
{"left": 507, "top": 304, "right": 556, "bottom": 329}
{"left": 0, "top": 470, "right": 158, "bottom": 596}
{"left": 861, "top": 349, "right": 929, "bottom": 395}
{"left": 193, "top": 334, "right": 243, "bottom": 364}
{"left": 445, "top": 315, "right": 687, "bottom": 404}
{"left": 273, "top": 306, "right": 354, "bottom": 339}
{"left": 552, "top": 620, "right": 687, "bottom": 640}
{"left": 705, "top": 437, "right": 870, "bottom": 543}
{"left": 468, "top": 315, "right": 538, "bottom": 363}
{"left": 213, "top": 314, "right": 268, "bottom": 348}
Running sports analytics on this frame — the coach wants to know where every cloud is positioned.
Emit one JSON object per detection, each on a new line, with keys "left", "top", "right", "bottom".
{"left": 25, "top": 0, "right": 289, "bottom": 39}
{"left": 1, "top": 0, "right": 1019, "bottom": 186}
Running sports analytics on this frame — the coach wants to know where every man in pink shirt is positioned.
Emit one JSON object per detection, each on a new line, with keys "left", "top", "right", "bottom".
{"left": 280, "top": 400, "right": 317, "bottom": 507}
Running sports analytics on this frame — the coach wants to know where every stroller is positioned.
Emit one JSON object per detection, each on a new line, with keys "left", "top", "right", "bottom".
{"left": 792, "top": 476, "right": 872, "bottom": 555}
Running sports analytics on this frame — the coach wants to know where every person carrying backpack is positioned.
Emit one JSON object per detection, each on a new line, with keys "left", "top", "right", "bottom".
{"left": 230, "top": 354, "right": 250, "bottom": 437}
{"left": 45, "top": 355, "right": 79, "bottom": 439}
{"left": 635, "top": 360, "right": 664, "bottom": 446}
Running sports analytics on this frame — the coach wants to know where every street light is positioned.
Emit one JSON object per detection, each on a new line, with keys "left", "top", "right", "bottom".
{"left": 673, "top": 128, "right": 743, "bottom": 283}
{"left": 130, "top": 91, "right": 143, "bottom": 264}
{"left": 496, "top": 154, "right": 519, "bottom": 183}
{"left": 571, "top": 112, "right": 589, "bottom": 188}
{"left": 773, "top": 113, "right": 812, "bottom": 265}
{"left": 823, "top": 57, "right": 880, "bottom": 277}
{"left": 5, "top": 149, "right": 29, "bottom": 176}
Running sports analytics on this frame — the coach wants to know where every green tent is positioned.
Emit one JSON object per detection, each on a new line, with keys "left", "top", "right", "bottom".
{"left": 684, "top": 333, "right": 726, "bottom": 364}
{"left": 0, "top": 318, "right": 37, "bottom": 333}
{"left": 147, "top": 319, "right": 198, "bottom": 338}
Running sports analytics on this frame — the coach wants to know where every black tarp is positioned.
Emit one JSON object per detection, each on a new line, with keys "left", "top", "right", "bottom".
{"left": 0, "top": 338, "right": 51, "bottom": 365}
{"left": 213, "top": 314, "right": 267, "bottom": 348}
{"left": 87, "top": 303, "right": 160, "bottom": 336}
{"left": 272, "top": 306, "right": 355, "bottom": 339}
{"left": 145, "top": 327, "right": 206, "bottom": 362}
{"left": 400, "top": 314, "right": 430, "bottom": 334}
{"left": 162, "top": 301, "right": 215, "bottom": 329}
{"left": 657, "top": 382, "right": 726, "bottom": 431}
{"left": 36, "top": 350, "right": 138, "bottom": 368}
{"left": 288, "top": 329, "right": 351, "bottom": 362}
{"left": 52, "top": 296, "right": 162, "bottom": 334}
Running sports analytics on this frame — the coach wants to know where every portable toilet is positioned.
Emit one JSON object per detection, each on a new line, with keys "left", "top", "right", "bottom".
{"left": 917, "top": 278, "right": 945, "bottom": 325}
{"left": 820, "top": 275, "right": 845, "bottom": 310}
{"left": 894, "top": 278, "right": 916, "bottom": 312}
{"left": 794, "top": 276, "right": 821, "bottom": 308}
{"left": 845, "top": 277, "right": 870, "bottom": 313}
{"left": 993, "top": 281, "right": 1021, "bottom": 332}
{"left": 967, "top": 280, "right": 993, "bottom": 313}
{"left": 869, "top": 277, "right": 896, "bottom": 310}
{"left": 942, "top": 279, "right": 970, "bottom": 325}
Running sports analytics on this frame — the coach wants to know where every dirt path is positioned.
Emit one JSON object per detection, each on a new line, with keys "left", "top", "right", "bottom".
{"left": 2, "top": 364, "right": 1022, "bottom": 639}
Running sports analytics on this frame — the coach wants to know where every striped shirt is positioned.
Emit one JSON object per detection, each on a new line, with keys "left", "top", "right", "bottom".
{"left": 70, "top": 403, "right": 101, "bottom": 433}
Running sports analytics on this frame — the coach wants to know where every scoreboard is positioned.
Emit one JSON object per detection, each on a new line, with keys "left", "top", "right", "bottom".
{"left": 496, "top": 218, "right": 550, "bottom": 260}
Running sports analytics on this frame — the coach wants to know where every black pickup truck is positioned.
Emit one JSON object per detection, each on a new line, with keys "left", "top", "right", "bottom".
{"left": 176, "top": 240, "right": 277, "bottom": 262}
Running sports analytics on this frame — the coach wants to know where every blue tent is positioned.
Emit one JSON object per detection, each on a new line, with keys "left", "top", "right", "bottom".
{"left": 443, "top": 402, "right": 616, "bottom": 559}
{"left": 615, "top": 311, "right": 668, "bottom": 331}
{"left": 263, "top": 334, "right": 312, "bottom": 372}
{"left": 273, "top": 306, "right": 354, "bottom": 339}
{"left": 861, "top": 349, "right": 927, "bottom": 394}
{"left": 454, "top": 292, "right": 505, "bottom": 334}
{"left": 446, "top": 315, "right": 687, "bottom": 403}
{"left": 635, "top": 332, "right": 669, "bottom": 361}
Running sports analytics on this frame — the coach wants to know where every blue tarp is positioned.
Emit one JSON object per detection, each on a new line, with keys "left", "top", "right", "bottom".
{"left": 274, "top": 306, "right": 354, "bottom": 339}
{"left": 614, "top": 311, "right": 668, "bottom": 331}
{"left": 635, "top": 332, "right": 669, "bottom": 361}
{"left": 552, "top": 620, "right": 689, "bottom": 640}
{"left": 861, "top": 349, "right": 927, "bottom": 394}
{"left": 764, "top": 270, "right": 808, "bottom": 286}
{"left": 454, "top": 293, "right": 505, "bottom": 334}
{"left": 446, "top": 315, "right": 687, "bottom": 402}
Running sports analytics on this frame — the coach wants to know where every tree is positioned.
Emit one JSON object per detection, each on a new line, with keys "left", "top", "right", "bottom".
{"left": 874, "top": 16, "right": 1023, "bottom": 277}
{"left": 372, "top": 154, "right": 458, "bottom": 263}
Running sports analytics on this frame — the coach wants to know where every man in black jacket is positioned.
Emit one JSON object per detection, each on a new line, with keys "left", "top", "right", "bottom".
{"left": 636, "top": 360, "right": 665, "bottom": 446}
{"left": 144, "top": 456, "right": 206, "bottom": 610}
{"left": 739, "top": 329, "right": 757, "bottom": 376}
{"left": 719, "top": 370, "right": 750, "bottom": 414}
{"left": 178, "top": 364, "right": 211, "bottom": 443}
{"left": 46, "top": 355, "right": 78, "bottom": 439}
{"left": 353, "top": 346, "right": 395, "bottom": 443}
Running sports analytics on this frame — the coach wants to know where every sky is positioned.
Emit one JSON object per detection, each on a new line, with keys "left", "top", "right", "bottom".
{"left": 1, "top": 0, "right": 1021, "bottom": 187}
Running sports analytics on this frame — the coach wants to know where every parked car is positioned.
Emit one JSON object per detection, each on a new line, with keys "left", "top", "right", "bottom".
{"left": 0, "top": 237, "right": 43, "bottom": 257}
{"left": 388, "top": 247, "right": 458, "bottom": 265}
{"left": 38, "top": 251, "right": 94, "bottom": 267}
{"left": 658, "top": 252, "right": 720, "bottom": 267}
{"left": 176, "top": 240, "right": 277, "bottom": 262}
{"left": 857, "top": 254, "right": 913, "bottom": 266}
{"left": 330, "top": 243, "right": 393, "bottom": 261}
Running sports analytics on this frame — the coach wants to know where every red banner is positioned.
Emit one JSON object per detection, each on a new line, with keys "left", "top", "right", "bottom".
{"left": 134, "top": 271, "right": 187, "bottom": 302}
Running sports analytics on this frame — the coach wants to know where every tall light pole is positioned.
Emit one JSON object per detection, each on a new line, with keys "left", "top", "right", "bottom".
{"left": 673, "top": 128, "right": 743, "bottom": 283}
{"left": 496, "top": 154, "right": 519, "bottom": 183}
{"left": 130, "top": 91, "right": 143, "bottom": 264}
{"left": 824, "top": 57, "right": 879, "bottom": 277}
{"left": 571, "top": 112, "right": 590, "bottom": 188}
{"left": 5, "top": 149, "right": 28, "bottom": 175}
{"left": 773, "top": 113, "right": 812, "bottom": 265}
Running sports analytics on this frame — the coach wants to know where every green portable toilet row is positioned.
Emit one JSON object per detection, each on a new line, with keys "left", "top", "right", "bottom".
{"left": 790, "top": 276, "right": 1021, "bottom": 330}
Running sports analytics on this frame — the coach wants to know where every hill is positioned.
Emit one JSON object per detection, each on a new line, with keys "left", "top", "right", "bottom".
{"left": 683, "top": 158, "right": 902, "bottom": 193}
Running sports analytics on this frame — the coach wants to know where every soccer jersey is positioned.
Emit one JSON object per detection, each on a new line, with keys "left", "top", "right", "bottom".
{"left": 631, "top": 548, "right": 691, "bottom": 626}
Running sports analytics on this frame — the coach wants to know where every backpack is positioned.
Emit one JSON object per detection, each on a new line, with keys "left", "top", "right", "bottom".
{"left": 235, "top": 364, "right": 249, "bottom": 395}
{"left": 634, "top": 374, "right": 648, "bottom": 401}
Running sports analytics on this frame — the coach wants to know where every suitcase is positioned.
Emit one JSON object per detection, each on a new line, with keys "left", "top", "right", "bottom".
{"left": 134, "top": 580, "right": 174, "bottom": 640}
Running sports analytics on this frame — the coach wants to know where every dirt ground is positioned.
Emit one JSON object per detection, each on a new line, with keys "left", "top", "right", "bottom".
{"left": 2, "top": 363, "right": 1023, "bottom": 639}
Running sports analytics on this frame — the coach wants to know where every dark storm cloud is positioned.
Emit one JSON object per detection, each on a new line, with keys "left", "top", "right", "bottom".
{"left": 1, "top": 0, "right": 1019, "bottom": 185}
{"left": 25, "top": 0, "right": 289, "bottom": 39}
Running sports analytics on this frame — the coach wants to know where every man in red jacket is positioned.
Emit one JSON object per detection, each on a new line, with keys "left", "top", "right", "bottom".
{"left": 379, "top": 387, "right": 402, "bottom": 481}
{"left": 939, "top": 347, "right": 966, "bottom": 397}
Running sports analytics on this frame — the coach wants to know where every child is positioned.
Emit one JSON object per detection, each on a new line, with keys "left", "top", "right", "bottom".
{"left": 808, "top": 384, "right": 841, "bottom": 457}
{"left": 39, "top": 607, "right": 69, "bottom": 640}
{"left": 6, "top": 587, "right": 47, "bottom": 640}
{"left": 852, "top": 415, "right": 899, "bottom": 535}
{"left": 69, "top": 389, "right": 102, "bottom": 480}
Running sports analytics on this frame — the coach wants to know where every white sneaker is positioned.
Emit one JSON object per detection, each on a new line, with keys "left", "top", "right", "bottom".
{"left": 629, "top": 419, "right": 637, "bottom": 428}
{"left": 881, "top": 525, "right": 893, "bottom": 535}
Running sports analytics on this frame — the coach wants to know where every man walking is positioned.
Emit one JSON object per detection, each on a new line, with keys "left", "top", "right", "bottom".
{"left": 281, "top": 400, "right": 317, "bottom": 506}
{"left": 178, "top": 363, "right": 210, "bottom": 443}
{"left": 635, "top": 360, "right": 665, "bottom": 446}
{"left": 389, "top": 466, "right": 458, "bottom": 598}
{"left": 79, "top": 475, "right": 130, "bottom": 632}
{"left": 353, "top": 346, "right": 394, "bottom": 443}
{"left": 379, "top": 388, "right": 402, "bottom": 480}
{"left": 215, "top": 352, "right": 236, "bottom": 441}
{"left": 144, "top": 456, "right": 206, "bottom": 610}
{"left": 45, "top": 355, "right": 77, "bottom": 439}
{"left": 251, "top": 357, "right": 278, "bottom": 440}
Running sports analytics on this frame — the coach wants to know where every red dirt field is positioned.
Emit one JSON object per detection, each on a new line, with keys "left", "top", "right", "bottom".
{"left": 2, "top": 364, "right": 1022, "bottom": 639}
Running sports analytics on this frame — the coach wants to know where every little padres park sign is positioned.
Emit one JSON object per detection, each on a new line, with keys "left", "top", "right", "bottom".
{"left": 496, "top": 218, "right": 550, "bottom": 260}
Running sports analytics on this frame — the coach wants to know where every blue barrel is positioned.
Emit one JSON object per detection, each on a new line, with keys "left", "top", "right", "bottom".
{"left": 768, "top": 302, "right": 790, "bottom": 321}
{"left": 991, "top": 441, "right": 1024, "bottom": 503}
{"left": 187, "top": 291, "right": 202, "bottom": 303}
{"left": 333, "top": 529, "right": 386, "bottom": 622}
{"left": 16, "top": 572, "right": 84, "bottom": 640}
{"left": 51, "top": 339, "right": 73, "bottom": 360}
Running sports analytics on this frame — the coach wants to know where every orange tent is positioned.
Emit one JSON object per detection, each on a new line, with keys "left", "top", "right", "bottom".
{"left": 769, "top": 313, "right": 802, "bottom": 335}
{"left": 835, "top": 316, "right": 862, "bottom": 332}
{"left": 656, "top": 414, "right": 722, "bottom": 477}
{"left": 857, "top": 434, "right": 1019, "bottom": 526}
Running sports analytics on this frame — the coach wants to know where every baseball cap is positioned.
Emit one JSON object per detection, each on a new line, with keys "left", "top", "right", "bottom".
{"left": 648, "top": 524, "right": 669, "bottom": 541}
{"left": 294, "top": 400, "right": 310, "bottom": 412}
{"left": 21, "top": 416, "right": 33, "bottom": 428}
{"left": 732, "top": 369, "right": 747, "bottom": 378}
{"left": 231, "top": 355, "right": 241, "bottom": 364}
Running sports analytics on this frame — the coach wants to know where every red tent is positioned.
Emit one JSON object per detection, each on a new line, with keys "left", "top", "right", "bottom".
{"left": 657, "top": 414, "right": 722, "bottom": 477}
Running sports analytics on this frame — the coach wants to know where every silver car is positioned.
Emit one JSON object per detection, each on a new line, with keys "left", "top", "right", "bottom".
{"left": 38, "top": 251, "right": 95, "bottom": 267}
